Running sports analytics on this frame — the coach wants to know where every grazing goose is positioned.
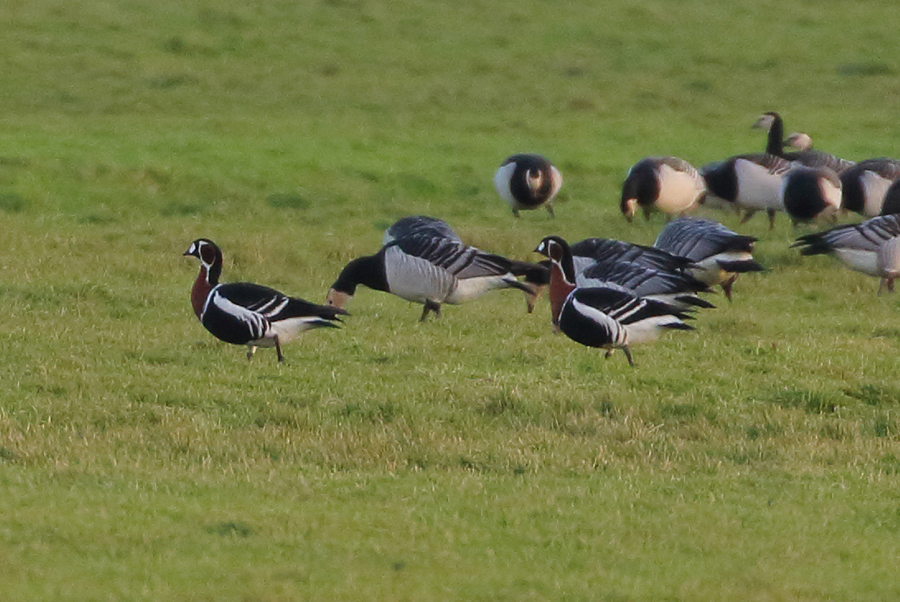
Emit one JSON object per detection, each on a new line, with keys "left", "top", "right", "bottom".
{"left": 839, "top": 159, "right": 900, "bottom": 217}
{"left": 326, "top": 235, "right": 541, "bottom": 321}
{"left": 877, "top": 236, "right": 900, "bottom": 294}
{"left": 792, "top": 214, "right": 900, "bottom": 276}
{"left": 530, "top": 236, "right": 702, "bottom": 311}
{"left": 700, "top": 153, "right": 792, "bottom": 229}
{"left": 534, "top": 236, "right": 713, "bottom": 310}
{"left": 382, "top": 215, "right": 461, "bottom": 245}
{"left": 383, "top": 216, "right": 549, "bottom": 312}
{"left": 565, "top": 237, "right": 696, "bottom": 274}
{"left": 654, "top": 217, "right": 765, "bottom": 301}
{"left": 780, "top": 165, "right": 842, "bottom": 226}
{"left": 536, "top": 236, "right": 694, "bottom": 366}
{"left": 184, "top": 239, "right": 346, "bottom": 362}
{"left": 576, "top": 261, "right": 715, "bottom": 309}
{"left": 493, "top": 153, "right": 563, "bottom": 217}
{"left": 752, "top": 111, "right": 855, "bottom": 174}
{"left": 620, "top": 156, "right": 706, "bottom": 222}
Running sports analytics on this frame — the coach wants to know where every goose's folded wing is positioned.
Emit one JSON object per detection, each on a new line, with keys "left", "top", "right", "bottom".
{"left": 570, "top": 238, "right": 694, "bottom": 271}
{"left": 394, "top": 236, "right": 517, "bottom": 279}
{"left": 655, "top": 218, "right": 756, "bottom": 259}
{"left": 795, "top": 215, "right": 900, "bottom": 254}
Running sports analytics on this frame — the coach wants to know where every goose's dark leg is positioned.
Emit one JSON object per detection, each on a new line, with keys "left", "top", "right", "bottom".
{"left": 722, "top": 275, "right": 738, "bottom": 302}
{"left": 420, "top": 300, "right": 442, "bottom": 322}
{"left": 275, "top": 336, "right": 285, "bottom": 363}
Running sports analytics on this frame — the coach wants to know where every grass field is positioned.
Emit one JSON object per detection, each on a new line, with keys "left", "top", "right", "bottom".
{"left": 3, "top": 0, "right": 900, "bottom": 600}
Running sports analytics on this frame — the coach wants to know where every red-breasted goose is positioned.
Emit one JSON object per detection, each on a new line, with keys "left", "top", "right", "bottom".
{"left": 534, "top": 236, "right": 713, "bottom": 312}
{"left": 184, "top": 239, "right": 346, "bottom": 362}
{"left": 536, "top": 236, "right": 694, "bottom": 366}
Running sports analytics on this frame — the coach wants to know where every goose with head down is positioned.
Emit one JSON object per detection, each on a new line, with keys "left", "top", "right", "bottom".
{"left": 654, "top": 217, "right": 764, "bottom": 301}
{"left": 493, "top": 153, "right": 563, "bottom": 217}
{"left": 534, "top": 235, "right": 714, "bottom": 312}
{"left": 620, "top": 156, "right": 706, "bottom": 222}
{"left": 793, "top": 214, "right": 900, "bottom": 278}
{"left": 327, "top": 235, "right": 544, "bottom": 321}
{"left": 700, "top": 153, "right": 791, "bottom": 229}
{"left": 839, "top": 158, "right": 900, "bottom": 217}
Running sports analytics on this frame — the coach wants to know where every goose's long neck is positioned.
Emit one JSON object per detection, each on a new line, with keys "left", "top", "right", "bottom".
{"left": 547, "top": 259, "right": 576, "bottom": 327}
{"left": 190, "top": 261, "right": 220, "bottom": 319}
{"left": 767, "top": 116, "right": 784, "bottom": 156}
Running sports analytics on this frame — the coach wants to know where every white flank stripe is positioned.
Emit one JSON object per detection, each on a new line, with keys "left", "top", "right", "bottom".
{"left": 268, "top": 316, "right": 330, "bottom": 345}
{"left": 207, "top": 288, "right": 269, "bottom": 339}
{"left": 569, "top": 297, "right": 624, "bottom": 346}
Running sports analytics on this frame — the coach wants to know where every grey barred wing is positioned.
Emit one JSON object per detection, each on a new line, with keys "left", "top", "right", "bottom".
{"left": 655, "top": 217, "right": 756, "bottom": 259}
{"left": 383, "top": 216, "right": 462, "bottom": 245}
{"left": 580, "top": 261, "right": 709, "bottom": 297}
{"left": 795, "top": 214, "right": 900, "bottom": 254}
{"left": 393, "top": 236, "right": 516, "bottom": 279}
{"left": 569, "top": 238, "right": 694, "bottom": 272}
{"left": 657, "top": 155, "right": 699, "bottom": 177}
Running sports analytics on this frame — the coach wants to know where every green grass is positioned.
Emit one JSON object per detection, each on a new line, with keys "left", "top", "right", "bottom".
{"left": 4, "top": 0, "right": 900, "bottom": 599}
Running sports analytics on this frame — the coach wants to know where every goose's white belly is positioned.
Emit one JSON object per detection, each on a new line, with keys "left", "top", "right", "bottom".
{"left": 833, "top": 248, "right": 879, "bottom": 276}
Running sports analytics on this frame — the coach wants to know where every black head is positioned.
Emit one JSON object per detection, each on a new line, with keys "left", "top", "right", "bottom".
{"left": 534, "top": 236, "right": 576, "bottom": 283}
{"left": 329, "top": 253, "right": 388, "bottom": 297}
{"left": 184, "top": 238, "right": 223, "bottom": 285}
